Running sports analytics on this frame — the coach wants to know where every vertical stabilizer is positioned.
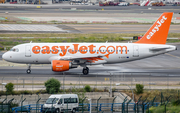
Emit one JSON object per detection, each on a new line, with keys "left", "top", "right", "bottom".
{"left": 135, "top": 12, "right": 173, "bottom": 44}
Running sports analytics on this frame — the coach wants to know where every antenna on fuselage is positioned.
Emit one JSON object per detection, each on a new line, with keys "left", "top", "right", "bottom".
{"left": 30, "top": 41, "right": 32, "bottom": 43}
{"left": 106, "top": 40, "right": 108, "bottom": 43}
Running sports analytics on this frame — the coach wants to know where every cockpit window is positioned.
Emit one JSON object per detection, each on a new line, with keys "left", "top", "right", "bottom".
{"left": 10, "top": 48, "right": 19, "bottom": 52}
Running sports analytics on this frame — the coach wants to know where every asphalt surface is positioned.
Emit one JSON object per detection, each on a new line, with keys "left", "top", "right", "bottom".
{"left": 0, "top": 5, "right": 180, "bottom": 13}
{"left": 66, "top": 24, "right": 180, "bottom": 33}
{"left": 0, "top": 24, "right": 180, "bottom": 33}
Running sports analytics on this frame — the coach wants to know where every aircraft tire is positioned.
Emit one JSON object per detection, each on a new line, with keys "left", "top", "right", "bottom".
{"left": 82, "top": 68, "right": 89, "bottom": 75}
{"left": 26, "top": 69, "right": 31, "bottom": 74}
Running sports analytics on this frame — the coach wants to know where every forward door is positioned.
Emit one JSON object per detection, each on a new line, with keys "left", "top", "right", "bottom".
{"left": 25, "top": 45, "right": 31, "bottom": 57}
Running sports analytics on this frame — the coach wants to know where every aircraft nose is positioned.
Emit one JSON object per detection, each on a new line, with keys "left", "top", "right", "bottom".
{"left": 2, "top": 53, "right": 7, "bottom": 60}
{"left": 2, "top": 52, "right": 10, "bottom": 61}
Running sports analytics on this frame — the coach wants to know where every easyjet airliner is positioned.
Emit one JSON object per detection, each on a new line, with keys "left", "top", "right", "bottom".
{"left": 2, "top": 12, "right": 177, "bottom": 75}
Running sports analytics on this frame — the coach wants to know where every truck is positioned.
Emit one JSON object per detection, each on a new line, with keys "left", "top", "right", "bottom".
{"left": 42, "top": 94, "right": 79, "bottom": 113}
{"left": 0, "top": 0, "right": 5, "bottom": 3}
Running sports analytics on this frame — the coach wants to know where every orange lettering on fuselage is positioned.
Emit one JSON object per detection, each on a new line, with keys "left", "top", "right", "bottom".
{"left": 99, "top": 46, "right": 106, "bottom": 54}
{"left": 88, "top": 44, "right": 96, "bottom": 54}
{"left": 32, "top": 44, "right": 128, "bottom": 57}
{"left": 59, "top": 46, "right": 70, "bottom": 56}
{"left": 107, "top": 46, "right": 115, "bottom": 54}
{"left": 69, "top": 44, "right": 79, "bottom": 54}
{"left": 32, "top": 46, "right": 40, "bottom": 54}
{"left": 116, "top": 46, "right": 127, "bottom": 54}
{"left": 79, "top": 46, "right": 88, "bottom": 54}
{"left": 52, "top": 46, "right": 58, "bottom": 54}
{"left": 42, "top": 46, "right": 50, "bottom": 54}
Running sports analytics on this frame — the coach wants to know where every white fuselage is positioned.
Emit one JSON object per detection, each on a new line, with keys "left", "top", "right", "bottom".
{"left": 2, "top": 43, "right": 176, "bottom": 65}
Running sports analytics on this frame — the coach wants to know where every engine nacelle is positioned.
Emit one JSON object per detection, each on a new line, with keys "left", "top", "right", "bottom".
{"left": 51, "top": 60, "right": 77, "bottom": 72}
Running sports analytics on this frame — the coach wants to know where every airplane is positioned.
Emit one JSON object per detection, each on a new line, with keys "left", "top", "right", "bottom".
{"left": 2, "top": 12, "right": 177, "bottom": 75}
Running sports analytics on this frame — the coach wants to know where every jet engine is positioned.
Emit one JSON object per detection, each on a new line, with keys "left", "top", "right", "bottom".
{"left": 51, "top": 60, "right": 77, "bottom": 72}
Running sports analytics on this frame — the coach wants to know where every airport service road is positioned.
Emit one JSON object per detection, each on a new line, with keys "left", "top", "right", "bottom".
{"left": 0, "top": 44, "right": 180, "bottom": 84}
{"left": 0, "top": 5, "right": 180, "bottom": 13}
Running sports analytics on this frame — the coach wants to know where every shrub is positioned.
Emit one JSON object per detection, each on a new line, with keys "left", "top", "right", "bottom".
{"left": 135, "top": 84, "right": 144, "bottom": 94}
{"left": 172, "top": 100, "right": 180, "bottom": 106}
{"left": 44, "top": 78, "right": 61, "bottom": 94}
{"left": 23, "top": 90, "right": 32, "bottom": 95}
{"left": 49, "top": 88, "right": 56, "bottom": 94}
{"left": 5, "top": 82, "right": 14, "bottom": 95}
{"left": 84, "top": 85, "right": 91, "bottom": 92}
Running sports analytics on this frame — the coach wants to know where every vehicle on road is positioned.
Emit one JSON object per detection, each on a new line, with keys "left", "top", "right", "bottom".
{"left": 42, "top": 94, "right": 79, "bottom": 113}
{"left": 2, "top": 12, "right": 177, "bottom": 75}
{"left": 0, "top": 0, "right": 5, "bottom": 3}
{"left": 118, "top": 2, "right": 129, "bottom": 6}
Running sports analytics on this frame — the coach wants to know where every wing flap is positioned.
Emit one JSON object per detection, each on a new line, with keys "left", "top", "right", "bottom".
{"left": 49, "top": 54, "right": 107, "bottom": 64}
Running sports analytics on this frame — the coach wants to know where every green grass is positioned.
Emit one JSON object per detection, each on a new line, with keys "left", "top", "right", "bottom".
{"left": 0, "top": 33, "right": 180, "bottom": 49}
{"left": 148, "top": 105, "right": 180, "bottom": 113}
{"left": 124, "top": 89, "right": 180, "bottom": 102}
{"left": 0, "top": 33, "right": 179, "bottom": 38}
{"left": 0, "top": 33, "right": 143, "bottom": 38}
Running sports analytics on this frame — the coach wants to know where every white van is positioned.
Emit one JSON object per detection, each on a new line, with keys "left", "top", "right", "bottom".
{"left": 42, "top": 94, "right": 79, "bottom": 113}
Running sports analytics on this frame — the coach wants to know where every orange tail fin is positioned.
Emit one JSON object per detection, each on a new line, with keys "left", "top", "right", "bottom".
{"left": 135, "top": 12, "right": 173, "bottom": 44}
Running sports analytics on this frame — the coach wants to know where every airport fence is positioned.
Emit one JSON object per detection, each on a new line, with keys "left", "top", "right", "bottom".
{"left": 2, "top": 93, "right": 179, "bottom": 113}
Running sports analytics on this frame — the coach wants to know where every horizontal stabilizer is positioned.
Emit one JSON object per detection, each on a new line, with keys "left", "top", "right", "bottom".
{"left": 149, "top": 47, "right": 171, "bottom": 51}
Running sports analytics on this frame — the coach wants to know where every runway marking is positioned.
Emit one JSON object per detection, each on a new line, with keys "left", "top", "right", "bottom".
{"left": 165, "top": 53, "right": 180, "bottom": 59}
{"left": 82, "top": 29, "right": 147, "bottom": 33}
{"left": 77, "top": 28, "right": 109, "bottom": 29}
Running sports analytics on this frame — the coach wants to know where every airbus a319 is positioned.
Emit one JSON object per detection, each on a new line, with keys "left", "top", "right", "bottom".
{"left": 2, "top": 12, "right": 177, "bottom": 75}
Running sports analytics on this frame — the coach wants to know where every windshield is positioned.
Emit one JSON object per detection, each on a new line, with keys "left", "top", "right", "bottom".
{"left": 45, "top": 98, "right": 59, "bottom": 104}
{"left": 10, "top": 48, "right": 19, "bottom": 52}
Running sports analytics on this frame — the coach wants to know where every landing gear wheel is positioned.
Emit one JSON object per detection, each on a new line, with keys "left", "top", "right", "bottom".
{"left": 26, "top": 64, "right": 31, "bottom": 74}
{"left": 82, "top": 67, "right": 89, "bottom": 75}
{"left": 26, "top": 69, "right": 31, "bottom": 74}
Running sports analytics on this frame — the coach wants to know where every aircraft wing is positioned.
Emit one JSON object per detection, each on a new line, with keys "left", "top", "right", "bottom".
{"left": 49, "top": 54, "right": 108, "bottom": 64}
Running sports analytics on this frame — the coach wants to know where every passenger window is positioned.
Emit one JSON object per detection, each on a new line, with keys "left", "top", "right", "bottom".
{"left": 64, "top": 98, "right": 71, "bottom": 103}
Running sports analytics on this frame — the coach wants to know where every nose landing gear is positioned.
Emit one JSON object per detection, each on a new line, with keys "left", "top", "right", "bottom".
{"left": 82, "top": 67, "right": 89, "bottom": 75}
{"left": 26, "top": 64, "right": 31, "bottom": 74}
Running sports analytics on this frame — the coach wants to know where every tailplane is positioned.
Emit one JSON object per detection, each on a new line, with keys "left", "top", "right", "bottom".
{"left": 135, "top": 12, "right": 173, "bottom": 44}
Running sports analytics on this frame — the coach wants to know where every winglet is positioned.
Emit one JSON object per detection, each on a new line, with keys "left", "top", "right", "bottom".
{"left": 135, "top": 12, "right": 173, "bottom": 44}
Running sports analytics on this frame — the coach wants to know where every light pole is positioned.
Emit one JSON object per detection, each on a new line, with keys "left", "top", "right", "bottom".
{"left": 116, "top": 83, "right": 134, "bottom": 102}
{"left": 88, "top": 99, "right": 91, "bottom": 113}
{"left": 2, "top": 83, "right": 7, "bottom": 103}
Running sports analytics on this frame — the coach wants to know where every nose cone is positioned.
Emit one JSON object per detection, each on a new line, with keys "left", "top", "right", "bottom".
{"left": 2, "top": 52, "right": 12, "bottom": 62}
{"left": 2, "top": 53, "right": 7, "bottom": 61}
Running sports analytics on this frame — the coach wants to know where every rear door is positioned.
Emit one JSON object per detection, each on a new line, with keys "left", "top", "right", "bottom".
{"left": 133, "top": 45, "right": 139, "bottom": 57}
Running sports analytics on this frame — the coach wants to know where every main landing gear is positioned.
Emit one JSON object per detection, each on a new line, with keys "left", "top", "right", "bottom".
{"left": 26, "top": 64, "right": 31, "bottom": 74}
{"left": 82, "top": 67, "right": 89, "bottom": 75}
